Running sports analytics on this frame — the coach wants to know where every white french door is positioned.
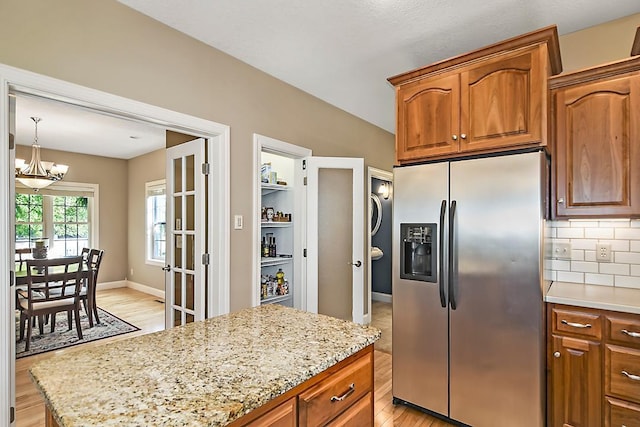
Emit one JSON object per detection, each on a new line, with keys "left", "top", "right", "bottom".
{"left": 165, "top": 139, "right": 206, "bottom": 328}
{"left": 305, "top": 157, "right": 365, "bottom": 324}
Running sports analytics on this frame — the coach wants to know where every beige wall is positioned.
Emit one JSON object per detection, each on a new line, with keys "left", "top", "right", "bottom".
{"left": 5, "top": 2, "right": 638, "bottom": 313}
{"left": 0, "top": 0, "right": 395, "bottom": 312}
{"left": 127, "top": 149, "right": 166, "bottom": 291}
{"left": 15, "top": 145, "right": 128, "bottom": 284}
{"left": 559, "top": 13, "right": 640, "bottom": 72}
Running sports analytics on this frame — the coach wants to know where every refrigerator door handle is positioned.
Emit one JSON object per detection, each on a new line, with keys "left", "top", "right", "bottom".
{"left": 439, "top": 199, "right": 447, "bottom": 308}
{"left": 449, "top": 200, "right": 457, "bottom": 310}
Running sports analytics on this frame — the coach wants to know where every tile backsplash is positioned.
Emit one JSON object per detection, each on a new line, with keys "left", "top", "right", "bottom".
{"left": 546, "top": 219, "right": 640, "bottom": 289}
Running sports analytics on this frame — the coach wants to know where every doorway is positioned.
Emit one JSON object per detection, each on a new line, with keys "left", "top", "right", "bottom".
{"left": 368, "top": 167, "right": 392, "bottom": 354}
{"left": 0, "top": 63, "right": 231, "bottom": 424}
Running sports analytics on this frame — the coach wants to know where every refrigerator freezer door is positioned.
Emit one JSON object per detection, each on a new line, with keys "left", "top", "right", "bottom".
{"left": 392, "top": 162, "right": 449, "bottom": 415}
{"left": 448, "top": 151, "right": 545, "bottom": 426}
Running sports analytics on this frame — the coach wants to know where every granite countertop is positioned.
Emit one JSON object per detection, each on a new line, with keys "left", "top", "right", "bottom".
{"left": 30, "top": 305, "right": 381, "bottom": 427}
{"left": 545, "top": 281, "right": 640, "bottom": 314}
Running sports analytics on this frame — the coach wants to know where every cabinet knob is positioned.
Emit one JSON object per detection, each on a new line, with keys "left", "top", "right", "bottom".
{"left": 452, "top": 134, "right": 458, "bottom": 141}
{"left": 553, "top": 351, "right": 561, "bottom": 358}
{"left": 558, "top": 198, "right": 565, "bottom": 204}
{"left": 460, "top": 134, "right": 467, "bottom": 139}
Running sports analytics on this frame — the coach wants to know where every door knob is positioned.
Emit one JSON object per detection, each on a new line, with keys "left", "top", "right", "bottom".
{"left": 349, "top": 260, "right": 362, "bottom": 268}
{"left": 558, "top": 198, "right": 565, "bottom": 204}
{"left": 452, "top": 134, "right": 458, "bottom": 141}
{"left": 460, "top": 134, "right": 467, "bottom": 139}
{"left": 553, "top": 351, "right": 561, "bottom": 358}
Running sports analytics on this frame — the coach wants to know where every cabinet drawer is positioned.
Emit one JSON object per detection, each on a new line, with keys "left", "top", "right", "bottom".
{"left": 605, "top": 396, "right": 640, "bottom": 427}
{"left": 552, "top": 306, "right": 602, "bottom": 339}
{"left": 298, "top": 353, "right": 372, "bottom": 427}
{"left": 606, "top": 314, "right": 640, "bottom": 349}
{"left": 325, "top": 392, "right": 372, "bottom": 427}
{"left": 243, "top": 397, "right": 296, "bottom": 427}
{"left": 606, "top": 345, "right": 640, "bottom": 404}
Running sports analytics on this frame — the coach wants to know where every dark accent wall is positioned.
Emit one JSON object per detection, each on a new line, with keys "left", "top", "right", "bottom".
{"left": 371, "top": 177, "right": 392, "bottom": 295}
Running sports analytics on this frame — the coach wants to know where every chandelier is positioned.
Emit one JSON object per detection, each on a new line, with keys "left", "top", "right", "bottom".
{"left": 15, "top": 117, "right": 68, "bottom": 191}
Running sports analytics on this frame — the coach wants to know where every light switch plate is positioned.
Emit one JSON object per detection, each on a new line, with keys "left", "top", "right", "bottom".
{"left": 552, "top": 243, "right": 572, "bottom": 260}
{"left": 234, "top": 215, "right": 243, "bottom": 230}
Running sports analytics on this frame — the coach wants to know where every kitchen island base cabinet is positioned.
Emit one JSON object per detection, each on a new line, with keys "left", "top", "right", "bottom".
{"left": 232, "top": 345, "right": 373, "bottom": 427}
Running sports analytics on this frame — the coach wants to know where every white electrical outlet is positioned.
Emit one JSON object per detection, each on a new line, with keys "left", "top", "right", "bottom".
{"left": 596, "top": 243, "right": 612, "bottom": 262}
{"left": 552, "top": 243, "right": 572, "bottom": 260}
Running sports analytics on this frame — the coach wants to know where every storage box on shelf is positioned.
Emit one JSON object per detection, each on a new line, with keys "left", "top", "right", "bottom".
{"left": 547, "top": 303, "right": 640, "bottom": 427}
{"left": 388, "top": 25, "right": 562, "bottom": 165}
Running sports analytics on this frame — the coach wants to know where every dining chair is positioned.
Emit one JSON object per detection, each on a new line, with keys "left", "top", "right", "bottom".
{"left": 17, "top": 256, "right": 84, "bottom": 351}
{"left": 81, "top": 249, "right": 104, "bottom": 326}
{"left": 81, "top": 247, "right": 90, "bottom": 263}
{"left": 15, "top": 247, "right": 32, "bottom": 271}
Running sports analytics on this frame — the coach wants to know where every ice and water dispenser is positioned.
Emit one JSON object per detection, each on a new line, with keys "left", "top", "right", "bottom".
{"left": 400, "top": 223, "right": 437, "bottom": 282}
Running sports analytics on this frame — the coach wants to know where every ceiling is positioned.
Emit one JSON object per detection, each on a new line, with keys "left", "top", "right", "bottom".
{"left": 14, "top": 1, "right": 640, "bottom": 159}
{"left": 116, "top": 0, "right": 640, "bottom": 133}
{"left": 14, "top": 93, "right": 166, "bottom": 160}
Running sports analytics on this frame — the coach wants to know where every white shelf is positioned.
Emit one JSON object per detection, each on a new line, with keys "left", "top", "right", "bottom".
{"left": 261, "top": 257, "right": 293, "bottom": 267}
{"left": 261, "top": 183, "right": 290, "bottom": 195}
{"left": 261, "top": 221, "right": 293, "bottom": 228}
{"left": 261, "top": 294, "right": 292, "bottom": 304}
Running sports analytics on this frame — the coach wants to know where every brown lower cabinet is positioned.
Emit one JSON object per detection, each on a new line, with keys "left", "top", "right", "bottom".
{"left": 548, "top": 304, "right": 640, "bottom": 427}
{"left": 231, "top": 345, "right": 373, "bottom": 427}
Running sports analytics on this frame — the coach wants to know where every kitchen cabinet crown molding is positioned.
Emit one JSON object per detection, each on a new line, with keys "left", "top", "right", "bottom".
{"left": 388, "top": 25, "right": 562, "bottom": 87}
{"left": 550, "top": 55, "right": 640, "bottom": 89}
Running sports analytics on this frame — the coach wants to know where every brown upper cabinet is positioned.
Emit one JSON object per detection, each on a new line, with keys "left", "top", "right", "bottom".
{"left": 389, "top": 26, "right": 562, "bottom": 164}
{"left": 551, "top": 56, "right": 640, "bottom": 218}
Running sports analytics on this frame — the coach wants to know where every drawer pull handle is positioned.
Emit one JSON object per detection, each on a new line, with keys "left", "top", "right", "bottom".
{"left": 621, "top": 329, "right": 640, "bottom": 338}
{"left": 621, "top": 370, "right": 640, "bottom": 381}
{"left": 561, "top": 320, "right": 591, "bottom": 329}
{"left": 330, "top": 383, "right": 355, "bottom": 402}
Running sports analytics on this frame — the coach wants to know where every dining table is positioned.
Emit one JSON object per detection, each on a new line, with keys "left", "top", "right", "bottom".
{"left": 15, "top": 259, "right": 96, "bottom": 325}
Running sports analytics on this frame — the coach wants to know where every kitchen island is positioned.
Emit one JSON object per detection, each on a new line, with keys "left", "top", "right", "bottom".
{"left": 29, "top": 304, "right": 380, "bottom": 426}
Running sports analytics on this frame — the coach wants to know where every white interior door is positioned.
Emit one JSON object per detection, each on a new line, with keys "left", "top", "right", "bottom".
{"left": 306, "top": 157, "right": 365, "bottom": 324}
{"left": 165, "top": 139, "right": 206, "bottom": 328}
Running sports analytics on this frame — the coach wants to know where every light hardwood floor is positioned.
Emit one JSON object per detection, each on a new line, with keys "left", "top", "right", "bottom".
{"left": 15, "top": 287, "right": 451, "bottom": 426}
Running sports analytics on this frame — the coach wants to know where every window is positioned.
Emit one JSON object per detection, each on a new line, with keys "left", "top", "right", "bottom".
{"left": 146, "top": 180, "right": 166, "bottom": 265}
{"left": 53, "top": 196, "right": 89, "bottom": 257}
{"left": 15, "top": 193, "right": 44, "bottom": 250}
{"left": 15, "top": 182, "right": 97, "bottom": 258}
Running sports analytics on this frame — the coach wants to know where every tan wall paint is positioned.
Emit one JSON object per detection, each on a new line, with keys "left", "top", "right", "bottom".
{"left": 127, "top": 149, "right": 166, "bottom": 291}
{"left": 15, "top": 145, "right": 128, "bottom": 284}
{"left": 559, "top": 13, "right": 640, "bottom": 72}
{"left": 0, "top": 0, "right": 394, "bottom": 312}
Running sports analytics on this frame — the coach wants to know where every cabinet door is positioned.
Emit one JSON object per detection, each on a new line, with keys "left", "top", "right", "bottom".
{"left": 395, "top": 73, "right": 460, "bottom": 162}
{"left": 550, "top": 335, "right": 602, "bottom": 427}
{"left": 460, "top": 47, "right": 545, "bottom": 153}
{"left": 555, "top": 74, "right": 640, "bottom": 217}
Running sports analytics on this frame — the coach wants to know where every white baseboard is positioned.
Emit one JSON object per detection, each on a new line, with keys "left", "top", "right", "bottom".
{"left": 125, "top": 280, "right": 165, "bottom": 299}
{"left": 96, "top": 280, "right": 165, "bottom": 300}
{"left": 96, "top": 280, "right": 127, "bottom": 290}
{"left": 372, "top": 292, "right": 392, "bottom": 303}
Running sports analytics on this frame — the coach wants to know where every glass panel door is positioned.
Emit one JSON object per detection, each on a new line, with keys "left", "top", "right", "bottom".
{"left": 166, "top": 139, "right": 205, "bottom": 328}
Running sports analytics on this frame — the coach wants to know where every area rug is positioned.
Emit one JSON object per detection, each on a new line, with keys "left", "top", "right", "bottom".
{"left": 15, "top": 308, "right": 139, "bottom": 359}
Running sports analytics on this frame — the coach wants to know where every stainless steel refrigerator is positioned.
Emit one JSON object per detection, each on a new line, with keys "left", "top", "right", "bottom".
{"left": 392, "top": 150, "right": 547, "bottom": 426}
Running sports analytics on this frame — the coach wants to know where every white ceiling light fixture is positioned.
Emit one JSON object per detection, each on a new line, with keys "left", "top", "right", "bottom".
{"left": 15, "top": 117, "right": 69, "bottom": 191}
